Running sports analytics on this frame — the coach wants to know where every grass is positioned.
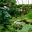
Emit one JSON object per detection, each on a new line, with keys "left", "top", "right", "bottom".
{"left": 17, "top": 24, "right": 32, "bottom": 32}
{"left": 10, "top": 9, "right": 32, "bottom": 32}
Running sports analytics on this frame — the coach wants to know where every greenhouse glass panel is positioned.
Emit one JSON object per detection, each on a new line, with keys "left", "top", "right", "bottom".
{"left": 16, "top": 0, "right": 32, "bottom": 5}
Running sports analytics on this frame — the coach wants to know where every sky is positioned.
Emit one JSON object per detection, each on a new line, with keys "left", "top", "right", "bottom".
{"left": 16, "top": 0, "right": 32, "bottom": 5}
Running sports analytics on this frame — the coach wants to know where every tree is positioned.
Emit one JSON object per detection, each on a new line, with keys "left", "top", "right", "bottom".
{"left": 0, "top": 0, "right": 17, "bottom": 32}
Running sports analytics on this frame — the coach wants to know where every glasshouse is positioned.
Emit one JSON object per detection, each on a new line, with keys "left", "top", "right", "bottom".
{"left": 0, "top": 0, "right": 32, "bottom": 32}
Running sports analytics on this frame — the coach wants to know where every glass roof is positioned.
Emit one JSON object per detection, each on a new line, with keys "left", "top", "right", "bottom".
{"left": 16, "top": 0, "right": 32, "bottom": 5}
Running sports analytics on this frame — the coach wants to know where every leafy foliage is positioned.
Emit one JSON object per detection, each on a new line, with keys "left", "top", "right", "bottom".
{"left": 0, "top": 0, "right": 32, "bottom": 32}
